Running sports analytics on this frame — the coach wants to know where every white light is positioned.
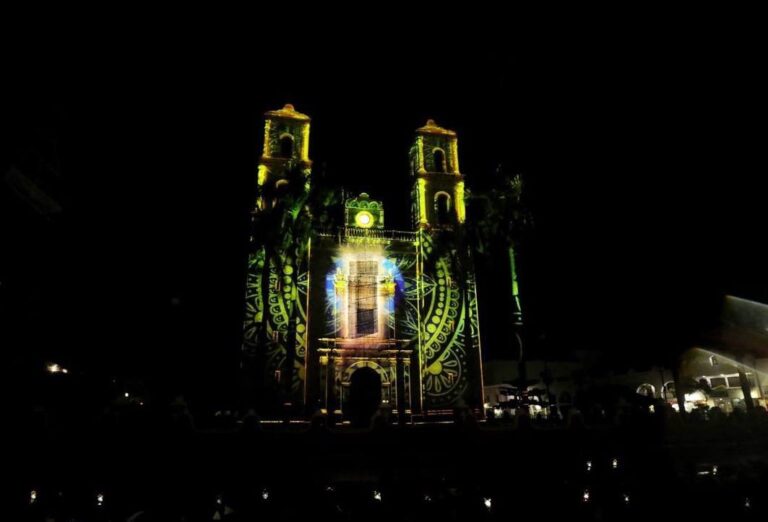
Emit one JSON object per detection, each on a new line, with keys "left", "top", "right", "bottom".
{"left": 424, "top": 494, "right": 432, "bottom": 503}
{"left": 61, "top": 368, "right": 69, "bottom": 374}
{"left": 582, "top": 490, "right": 590, "bottom": 503}
{"left": 483, "top": 497, "right": 492, "bottom": 511}
{"left": 586, "top": 460, "right": 592, "bottom": 471}
{"left": 216, "top": 495, "right": 223, "bottom": 505}
{"left": 612, "top": 458, "right": 619, "bottom": 469}
{"left": 97, "top": 493, "right": 104, "bottom": 506}
{"left": 47, "top": 363, "right": 61, "bottom": 374}
{"left": 623, "top": 494, "right": 630, "bottom": 504}
{"left": 124, "top": 392, "right": 129, "bottom": 398}
{"left": 712, "top": 465, "right": 718, "bottom": 476}
{"left": 373, "top": 490, "right": 382, "bottom": 501}
{"left": 30, "top": 490, "right": 37, "bottom": 504}
{"left": 745, "top": 497, "right": 751, "bottom": 509}
{"left": 325, "top": 485, "right": 335, "bottom": 493}
{"left": 261, "top": 489, "right": 269, "bottom": 501}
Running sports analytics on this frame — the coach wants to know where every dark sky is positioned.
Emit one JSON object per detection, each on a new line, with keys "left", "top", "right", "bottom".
{"left": 3, "top": 20, "right": 767, "bottom": 399}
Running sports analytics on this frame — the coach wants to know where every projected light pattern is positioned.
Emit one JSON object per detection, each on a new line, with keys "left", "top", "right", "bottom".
{"left": 416, "top": 232, "right": 480, "bottom": 407}
{"left": 244, "top": 106, "right": 484, "bottom": 412}
{"left": 324, "top": 249, "right": 406, "bottom": 340}
{"left": 242, "top": 248, "right": 308, "bottom": 394}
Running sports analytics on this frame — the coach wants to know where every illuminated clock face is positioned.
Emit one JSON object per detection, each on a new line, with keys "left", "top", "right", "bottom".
{"left": 355, "top": 210, "right": 374, "bottom": 228}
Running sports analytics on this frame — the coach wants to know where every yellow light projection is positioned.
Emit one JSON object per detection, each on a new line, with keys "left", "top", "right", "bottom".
{"left": 354, "top": 210, "right": 374, "bottom": 228}
{"left": 417, "top": 178, "right": 428, "bottom": 226}
{"left": 455, "top": 181, "right": 466, "bottom": 223}
{"left": 417, "top": 136, "right": 426, "bottom": 173}
{"left": 264, "top": 103, "right": 310, "bottom": 122}
{"left": 262, "top": 120, "right": 272, "bottom": 157}
{"left": 450, "top": 137, "right": 460, "bottom": 174}
{"left": 332, "top": 245, "right": 396, "bottom": 341}
{"left": 301, "top": 122, "right": 310, "bottom": 161}
{"left": 257, "top": 165, "right": 268, "bottom": 186}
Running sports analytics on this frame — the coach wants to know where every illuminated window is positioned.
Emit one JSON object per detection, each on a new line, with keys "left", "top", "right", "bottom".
{"left": 636, "top": 383, "right": 655, "bottom": 397}
{"left": 433, "top": 148, "right": 446, "bottom": 172}
{"left": 357, "top": 308, "right": 375, "bottom": 336}
{"left": 709, "top": 377, "right": 726, "bottom": 388}
{"left": 279, "top": 135, "right": 294, "bottom": 158}
{"left": 726, "top": 374, "right": 753, "bottom": 389}
{"left": 352, "top": 260, "right": 378, "bottom": 337}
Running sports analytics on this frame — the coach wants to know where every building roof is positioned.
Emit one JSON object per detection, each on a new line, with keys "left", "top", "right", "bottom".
{"left": 416, "top": 119, "right": 456, "bottom": 137}
{"left": 264, "top": 104, "right": 311, "bottom": 122}
{"left": 344, "top": 192, "right": 382, "bottom": 210}
{"left": 698, "top": 296, "right": 768, "bottom": 358}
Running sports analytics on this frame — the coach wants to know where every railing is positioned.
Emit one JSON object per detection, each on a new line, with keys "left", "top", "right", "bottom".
{"left": 314, "top": 227, "right": 417, "bottom": 243}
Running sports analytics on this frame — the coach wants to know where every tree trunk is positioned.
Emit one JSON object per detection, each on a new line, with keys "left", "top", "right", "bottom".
{"left": 283, "top": 278, "right": 298, "bottom": 408}
{"left": 463, "top": 274, "right": 479, "bottom": 409}
{"left": 257, "top": 247, "right": 273, "bottom": 353}
{"left": 508, "top": 246, "right": 527, "bottom": 393}
{"left": 737, "top": 366, "right": 755, "bottom": 412}
{"left": 256, "top": 246, "right": 279, "bottom": 411}
{"left": 671, "top": 364, "right": 688, "bottom": 419}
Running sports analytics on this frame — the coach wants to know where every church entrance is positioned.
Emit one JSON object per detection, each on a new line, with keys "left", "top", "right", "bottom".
{"left": 347, "top": 367, "right": 382, "bottom": 427}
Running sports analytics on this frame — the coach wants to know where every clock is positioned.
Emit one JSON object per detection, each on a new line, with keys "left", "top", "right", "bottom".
{"left": 345, "top": 193, "right": 383, "bottom": 229}
{"left": 354, "top": 210, "right": 374, "bottom": 228}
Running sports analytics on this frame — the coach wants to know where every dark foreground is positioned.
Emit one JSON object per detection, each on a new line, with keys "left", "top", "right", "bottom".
{"left": 11, "top": 413, "right": 768, "bottom": 521}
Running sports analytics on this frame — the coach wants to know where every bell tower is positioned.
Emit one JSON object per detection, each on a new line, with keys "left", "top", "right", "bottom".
{"left": 257, "top": 104, "right": 312, "bottom": 210}
{"left": 409, "top": 119, "right": 466, "bottom": 229}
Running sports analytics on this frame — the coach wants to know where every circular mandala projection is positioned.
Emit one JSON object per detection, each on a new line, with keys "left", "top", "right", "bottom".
{"left": 419, "top": 256, "right": 469, "bottom": 405}
{"left": 402, "top": 233, "right": 480, "bottom": 408}
{"left": 244, "top": 231, "right": 480, "bottom": 409}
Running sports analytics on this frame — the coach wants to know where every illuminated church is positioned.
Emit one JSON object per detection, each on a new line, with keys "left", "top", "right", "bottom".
{"left": 242, "top": 105, "right": 483, "bottom": 419}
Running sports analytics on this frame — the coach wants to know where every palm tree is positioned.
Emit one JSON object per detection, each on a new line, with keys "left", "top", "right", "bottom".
{"left": 245, "top": 161, "right": 313, "bottom": 411}
{"left": 471, "top": 167, "right": 533, "bottom": 387}
{"left": 426, "top": 168, "right": 532, "bottom": 409}
{"left": 278, "top": 166, "right": 338, "bottom": 406}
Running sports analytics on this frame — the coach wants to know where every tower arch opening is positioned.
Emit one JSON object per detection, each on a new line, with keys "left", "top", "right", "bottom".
{"left": 433, "top": 148, "right": 446, "bottom": 172}
{"left": 435, "top": 192, "right": 452, "bottom": 225}
{"left": 279, "top": 134, "right": 294, "bottom": 158}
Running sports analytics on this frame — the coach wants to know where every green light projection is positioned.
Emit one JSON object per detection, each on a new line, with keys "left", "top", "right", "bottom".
{"left": 244, "top": 107, "right": 483, "bottom": 412}
{"left": 316, "top": 231, "right": 480, "bottom": 409}
{"left": 414, "top": 231, "right": 479, "bottom": 407}
{"left": 243, "top": 248, "right": 308, "bottom": 394}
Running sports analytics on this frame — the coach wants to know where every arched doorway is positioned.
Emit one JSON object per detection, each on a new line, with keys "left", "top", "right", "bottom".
{"left": 347, "top": 367, "right": 382, "bottom": 427}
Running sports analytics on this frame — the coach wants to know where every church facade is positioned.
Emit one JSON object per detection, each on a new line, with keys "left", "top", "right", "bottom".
{"left": 242, "top": 105, "right": 484, "bottom": 418}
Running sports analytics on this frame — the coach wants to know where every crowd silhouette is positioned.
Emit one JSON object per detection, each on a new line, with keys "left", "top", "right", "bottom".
{"left": 11, "top": 391, "right": 768, "bottom": 520}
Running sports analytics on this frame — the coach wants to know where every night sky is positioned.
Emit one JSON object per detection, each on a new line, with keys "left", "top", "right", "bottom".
{"left": 3, "top": 22, "right": 767, "bottom": 403}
